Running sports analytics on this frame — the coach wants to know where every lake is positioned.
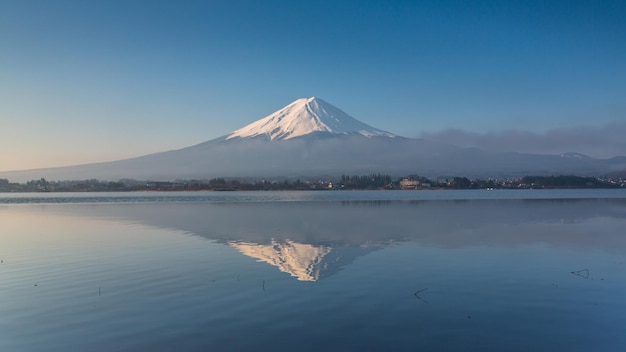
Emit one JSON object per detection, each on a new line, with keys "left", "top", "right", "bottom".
{"left": 1, "top": 190, "right": 625, "bottom": 351}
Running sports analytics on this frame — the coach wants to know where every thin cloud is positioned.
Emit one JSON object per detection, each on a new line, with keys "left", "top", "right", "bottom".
{"left": 419, "top": 122, "right": 626, "bottom": 159}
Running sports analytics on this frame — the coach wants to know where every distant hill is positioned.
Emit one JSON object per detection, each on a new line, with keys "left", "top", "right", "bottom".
{"left": 2, "top": 97, "right": 625, "bottom": 182}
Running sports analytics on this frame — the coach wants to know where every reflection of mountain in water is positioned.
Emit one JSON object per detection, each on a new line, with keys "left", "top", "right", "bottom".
{"left": 229, "top": 240, "right": 330, "bottom": 281}
{"left": 228, "top": 240, "right": 379, "bottom": 281}
{"left": 42, "top": 197, "right": 626, "bottom": 281}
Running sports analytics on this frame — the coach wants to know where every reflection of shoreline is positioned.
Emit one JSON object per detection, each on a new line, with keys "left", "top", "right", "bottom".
{"left": 228, "top": 239, "right": 381, "bottom": 281}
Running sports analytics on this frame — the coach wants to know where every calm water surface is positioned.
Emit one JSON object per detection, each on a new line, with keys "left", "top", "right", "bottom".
{"left": 1, "top": 190, "right": 625, "bottom": 351}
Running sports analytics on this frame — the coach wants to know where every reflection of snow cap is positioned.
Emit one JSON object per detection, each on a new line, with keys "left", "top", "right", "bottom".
{"left": 228, "top": 239, "right": 332, "bottom": 281}
{"left": 226, "top": 97, "right": 396, "bottom": 141}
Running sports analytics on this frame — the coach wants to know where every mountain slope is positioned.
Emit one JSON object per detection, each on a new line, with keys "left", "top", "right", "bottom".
{"left": 226, "top": 97, "right": 395, "bottom": 140}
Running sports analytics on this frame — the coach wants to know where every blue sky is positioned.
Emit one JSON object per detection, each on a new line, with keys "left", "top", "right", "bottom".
{"left": 2, "top": 0, "right": 625, "bottom": 170}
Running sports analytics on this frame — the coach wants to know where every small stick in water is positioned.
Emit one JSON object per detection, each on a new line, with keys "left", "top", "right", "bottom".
{"left": 262, "top": 280, "right": 265, "bottom": 291}
{"left": 99, "top": 287, "right": 101, "bottom": 296}
{"left": 414, "top": 288, "right": 429, "bottom": 303}
{"left": 570, "top": 269, "right": 589, "bottom": 279}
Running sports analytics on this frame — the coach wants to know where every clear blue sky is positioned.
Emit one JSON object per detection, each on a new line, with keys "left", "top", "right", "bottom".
{"left": 2, "top": 0, "right": 625, "bottom": 170}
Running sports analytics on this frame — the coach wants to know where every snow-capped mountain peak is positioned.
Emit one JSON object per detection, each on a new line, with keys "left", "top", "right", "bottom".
{"left": 225, "top": 97, "right": 396, "bottom": 140}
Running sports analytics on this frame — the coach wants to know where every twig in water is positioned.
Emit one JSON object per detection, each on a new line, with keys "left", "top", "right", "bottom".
{"left": 414, "top": 288, "right": 429, "bottom": 303}
{"left": 262, "top": 280, "right": 265, "bottom": 291}
{"left": 99, "top": 287, "right": 101, "bottom": 296}
{"left": 570, "top": 269, "right": 589, "bottom": 279}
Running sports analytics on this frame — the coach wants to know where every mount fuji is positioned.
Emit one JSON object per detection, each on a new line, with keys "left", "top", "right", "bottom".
{"left": 225, "top": 97, "right": 396, "bottom": 141}
{"left": 2, "top": 97, "right": 625, "bottom": 182}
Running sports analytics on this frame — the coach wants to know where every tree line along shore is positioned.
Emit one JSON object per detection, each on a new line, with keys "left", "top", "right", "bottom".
{"left": 1, "top": 174, "right": 624, "bottom": 192}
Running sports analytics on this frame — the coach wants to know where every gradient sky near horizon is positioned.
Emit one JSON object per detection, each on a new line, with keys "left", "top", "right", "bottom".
{"left": 2, "top": 0, "right": 626, "bottom": 170}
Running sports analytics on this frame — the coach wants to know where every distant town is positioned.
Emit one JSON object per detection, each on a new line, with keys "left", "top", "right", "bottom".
{"left": 1, "top": 174, "right": 624, "bottom": 192}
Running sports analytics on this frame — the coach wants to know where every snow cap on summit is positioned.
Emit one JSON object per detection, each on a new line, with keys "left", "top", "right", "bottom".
{"left": 226, "top": 97, "right": 396, "bottom": 140}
